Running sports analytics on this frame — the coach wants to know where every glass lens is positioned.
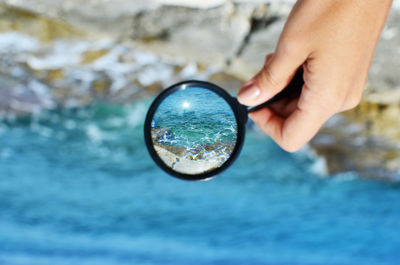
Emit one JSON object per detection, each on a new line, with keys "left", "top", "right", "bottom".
{"left": 151, "top": 86, "right": 238, "bottom": 175}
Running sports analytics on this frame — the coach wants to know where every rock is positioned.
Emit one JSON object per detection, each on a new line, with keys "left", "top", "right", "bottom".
{"left": 208, "top": 72, "right": 243, "bottom": 93}
{"left": 0, "top": 4, "right": 83, "bottom": 42}
{"left": 0, "top": 74, "right": 54, "bottom": 115}
{"left": 368, "top": 11, "right": 400, "bottom": 94}
{"left": 0, "top": 0, "right": 291, "bottom": 69}
{"left": 310, "top": 89, "right": 400, "bottom": 180}
{"left": 131, "top": 2, "right": 254, "bottom": 68}
{"left": 154, "top": 145, "right": 221, "bottom": 175}
{"left": 0, "top": 0, "right": 150, "bottom": 40}
{"left": 229, "top": 18, "right": 285, "bottom": 80}
{"left": 0, "top": 30, "right": 225, "bottom": 110}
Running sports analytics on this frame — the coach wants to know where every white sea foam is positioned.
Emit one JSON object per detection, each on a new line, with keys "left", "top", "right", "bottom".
{"left": 295, "top": 145, "right": 329, "bottom": 176}
{"left": 0, "top": 32, "right": 40, "bottom": 52}
{"left": 86, "top": 124, "right": 105, "bottom": 143}
{"left": 26, "top": 40, "right": 86, "bottom": 69}
{"left": 86, "top": 124, "right": 120, "bottom": 144}
{"left": 331, "top": 172, "right": 358, "bottom": 182}
{"left": 126, "top": 102, "right": 148, "bottom": 127}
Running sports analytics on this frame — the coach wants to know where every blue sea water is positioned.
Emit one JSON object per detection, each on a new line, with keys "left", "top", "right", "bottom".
{"left": 153, "top": 87, "right": 237, "bottom": 146}
{"left": 0, "top": 101, "right": 400, "bottom": 265}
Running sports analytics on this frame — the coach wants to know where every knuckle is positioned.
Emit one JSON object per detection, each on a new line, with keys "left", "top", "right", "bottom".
{"left": 321, "top": 89, "right": 346, "bottom": 115}
{"left": 281, "top": 142, "right": 303, "bottom": 153}
{"left": 264, "top": 53, "right": 274, "bottom": 64}
{"left": 277, "top": 40, "right": 299, "bottom": 57}
{"left": 343, "top": 99, "right": 360, "bottom": 111}
{"left": 342, "top": 92, "right": 363, "bottom": 111}
{"left": 327, "top": 97, "right": 343, "bottom": 114}
{"left": 259, "top": 65, "right": 282, "bottom": 89}
{"left": 280, "top": 133, "right": 304, "bottom": 153}
{"left": 299, "top": 84, "right": 342, "bottom": 115}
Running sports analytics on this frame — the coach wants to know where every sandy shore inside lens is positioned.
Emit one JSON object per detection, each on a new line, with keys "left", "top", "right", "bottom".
{"left": 154, "top": 145, "right": 220, "bottom": 175}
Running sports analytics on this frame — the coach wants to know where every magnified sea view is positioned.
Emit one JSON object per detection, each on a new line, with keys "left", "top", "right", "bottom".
{"left": 151, "top": 87, "right": 237, "bottom": 175}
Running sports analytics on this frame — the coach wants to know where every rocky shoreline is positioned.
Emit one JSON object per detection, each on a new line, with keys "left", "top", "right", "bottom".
{"left": 0, "top": 0, "right": 399, "bottom": 180}
{"left": 154, "top": 145, "right": 222, "bottom": 175}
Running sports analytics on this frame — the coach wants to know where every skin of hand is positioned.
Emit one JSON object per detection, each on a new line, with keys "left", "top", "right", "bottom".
{"left": 237, "top": 0, "right": 393, "bottom": 152}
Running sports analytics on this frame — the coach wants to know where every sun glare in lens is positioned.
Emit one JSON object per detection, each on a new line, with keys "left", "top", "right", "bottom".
{"left": 182, "top": 101, "right": 190, "bottom": 109}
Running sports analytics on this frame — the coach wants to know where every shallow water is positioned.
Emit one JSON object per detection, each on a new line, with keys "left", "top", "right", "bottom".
{"left": 0, "top": 101, "right": 400, "bottom": 265}
{"left": 153, "top": 87, "right": 237, "bottom": 146}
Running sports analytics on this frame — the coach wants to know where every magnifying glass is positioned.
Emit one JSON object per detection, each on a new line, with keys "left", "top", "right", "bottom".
{"left": 144, "top": 68, "right": 304, "bottom": 181}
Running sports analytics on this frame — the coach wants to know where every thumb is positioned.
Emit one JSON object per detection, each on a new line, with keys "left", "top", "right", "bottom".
{"left": 238, "top": 49, "right": 306, "bottom": 106}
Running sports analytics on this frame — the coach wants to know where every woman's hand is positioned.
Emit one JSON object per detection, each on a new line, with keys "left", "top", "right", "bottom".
{"left": 238, "top": 0, "right": 392, "bottom": 152}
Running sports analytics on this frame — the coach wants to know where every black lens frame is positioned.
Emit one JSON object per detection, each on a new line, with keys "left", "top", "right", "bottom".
{"left": 144, "top": 80, "right": 247, "bottom": 181}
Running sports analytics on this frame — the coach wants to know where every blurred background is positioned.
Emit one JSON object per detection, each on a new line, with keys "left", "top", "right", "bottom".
{"left": 0, "top": 0, "right": 400, "bottom": 264}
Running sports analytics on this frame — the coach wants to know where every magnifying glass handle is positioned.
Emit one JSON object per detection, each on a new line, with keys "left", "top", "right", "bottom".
{"left": 247, "top": 68, "right": 304, "bottom": 113}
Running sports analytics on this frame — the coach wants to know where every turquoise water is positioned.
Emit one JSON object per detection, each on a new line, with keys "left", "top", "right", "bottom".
{"left": 0, "top": 101, "right": 400, "bottom": 265}
{"left": 153, "top": 87, "right": 237, "bottom": 146}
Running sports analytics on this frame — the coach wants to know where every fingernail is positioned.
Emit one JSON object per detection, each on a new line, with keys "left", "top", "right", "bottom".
{"left": 238, "top": 84, "right": 260, "bottom": 104}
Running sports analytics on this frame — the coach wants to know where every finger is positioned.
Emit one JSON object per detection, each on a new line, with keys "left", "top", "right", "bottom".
{"left": 238, "top": 44, "right": 306, "bottom": 106}
{"left": 268, "top": 97, "right": 299, "bottom": 118}
{"left": 249, "top": 84, "right": 334, "bottom": 152}
{"left": 340, "top": 82, "right": 364, "bottom": 111}
{"left": 249, "top": 107, "right": 284, "bottom": 141}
